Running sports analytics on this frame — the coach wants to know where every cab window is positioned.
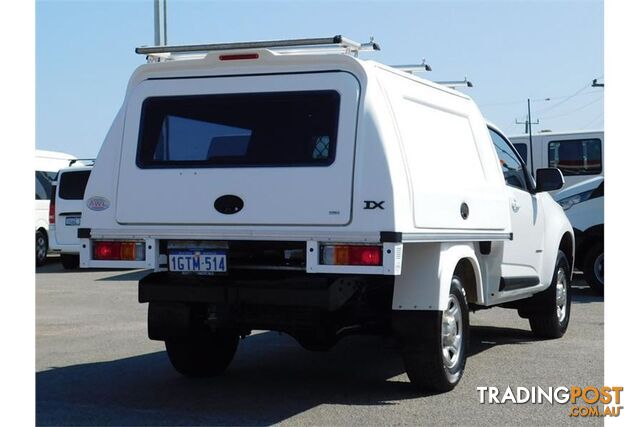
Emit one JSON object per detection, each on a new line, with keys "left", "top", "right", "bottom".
{"left": 513, "top": 143, "right": 528, "bottom": 164}
{"left": 488, "top": 128, "right": 529, "bottom": 191}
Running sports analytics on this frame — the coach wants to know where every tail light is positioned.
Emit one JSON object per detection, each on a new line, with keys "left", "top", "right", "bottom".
{"left": 48, "top": 185, "right": 56, "bottom": 224}
{"left": 320, "top": 244, "right": 382, "bottom": 266}
{"left": 93, "top": 241, "right": 145, "bottom": 261}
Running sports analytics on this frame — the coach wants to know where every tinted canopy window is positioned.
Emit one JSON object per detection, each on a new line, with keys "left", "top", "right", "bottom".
{"left": 59, "top": 170, "right": 91, "bottom": 200}
{"left": 137, "top": 91, "right": 340, "bottom": 168}
{"left": 548, "top": 139, "right": 602, "bottom": 175}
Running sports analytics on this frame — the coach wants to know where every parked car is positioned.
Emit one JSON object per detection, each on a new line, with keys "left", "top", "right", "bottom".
{"left": 508, "top": 130, "right": 603, "bottom": 191}
{"left": 554, "top": 176, "right": 604, "bottom": 294}
{"left": 35, "top": 149, "right": 76, "bottom": 266}
{"left": 49, "top": 163, "right": 93, "bottom": 269}
{"left": 78, "top": 36, "right": 574, "bottom": 392}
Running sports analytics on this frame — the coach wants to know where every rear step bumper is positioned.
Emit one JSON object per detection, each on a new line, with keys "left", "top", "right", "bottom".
{"left": 139, "top": 271, "right": 392, "bottom": 311}
{"left": 141, "top": 271, "right": 395, "bottom": 342}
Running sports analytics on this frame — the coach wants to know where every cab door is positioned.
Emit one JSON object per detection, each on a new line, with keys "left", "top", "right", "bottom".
{"left": 488, "top": 127, "right": 545, "bottom": 288}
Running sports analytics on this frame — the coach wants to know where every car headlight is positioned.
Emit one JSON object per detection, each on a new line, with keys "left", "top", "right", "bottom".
{"left": 556, "top": 190, "right": 594, "bottom": 211}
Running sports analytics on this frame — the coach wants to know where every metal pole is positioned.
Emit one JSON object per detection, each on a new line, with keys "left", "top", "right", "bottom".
{"left": 163, "top": 0, "right": 168, "bottom": 45}
{"left": 528, "top": 98, "right": 534, "bottom": 171}
{"left": 154, "top": 0, "right": 167, "bottom": 46}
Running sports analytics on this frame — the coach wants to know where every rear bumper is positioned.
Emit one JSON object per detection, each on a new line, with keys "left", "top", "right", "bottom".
{"left": 48, "top": 227, "right": 81, "bottom": 253}
{"left": 49, "top": 243, "right": 81, "bottom": 254}
{"left": 139, "top": 271, "right": 391, "bottom": 310}
{"left": 140, "top": 271, "right": 395, "bottom": 340}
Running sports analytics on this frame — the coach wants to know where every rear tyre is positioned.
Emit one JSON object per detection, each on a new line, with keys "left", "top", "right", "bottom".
{"left": 528, "top": 251, "right": 571, "bottom": 339}
{"left": 36, "top": 231, "right": 48, "bottom": 267}
{"left": 394, "top": 275, "right": 469, "bottom": 392}
{"left": 583, "top": 244, "right": 604, "bottom": 295}
{"left": 61, "top": 254, "right": 80, "bottom": 270}
{"left": 165, "top": 328, "right": 239, "bottom": 377}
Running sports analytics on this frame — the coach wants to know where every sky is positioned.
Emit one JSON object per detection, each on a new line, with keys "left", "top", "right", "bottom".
{"left": 36, "top": 0, "right": 604, "bottom": 158}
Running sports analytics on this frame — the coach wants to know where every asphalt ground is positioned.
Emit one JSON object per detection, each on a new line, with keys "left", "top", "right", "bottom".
{"left": 36, "top": 257, "right": 604, "bottom": 426}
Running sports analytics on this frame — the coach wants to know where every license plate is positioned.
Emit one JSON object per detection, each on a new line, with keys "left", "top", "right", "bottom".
{"left": 65, "top": 216, "right": 81, "bottom": 226}
{"left": 169, "top": 250, "right": 227, "bottom": 273}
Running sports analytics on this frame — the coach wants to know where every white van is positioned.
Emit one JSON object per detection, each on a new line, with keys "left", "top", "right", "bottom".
{"left": 48, "top": 163, "right": 93, "bottom": 269}
{"left": 79, "top": 36, "right": 574, "bottom": 391}
{"left": 509, "top": 130, "right": 604, "bottom": 189}
{"left": 35, "top": 149, "right": 76, "bottom": 266}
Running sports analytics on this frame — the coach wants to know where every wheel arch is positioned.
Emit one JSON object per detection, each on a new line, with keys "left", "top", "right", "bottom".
{"left": 559, "top": 231, "right": 574, "bottom": 279}
{"left": 440, "top": 244, "right": 484, "bottom": 306}
{"left": 36, "top": 227, "right": 48, "bottom": 242}
{"left": 540, "top": 198, "right": 575, "bottom": 287}
{"left": 392, "top": 242, "right": 484, "bottom": 312}
{"left": 453, "top": 257, "right": 480, "bottom": 306}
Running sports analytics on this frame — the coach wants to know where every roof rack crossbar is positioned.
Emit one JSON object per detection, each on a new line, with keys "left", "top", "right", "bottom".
{"left": 392, "top": 62, "right": 433, "bottom": 73}
{"left": 135, "top": 35, "right": 380, "bottom": 56}
{"left": 436, "top": 78, "right": 474, "bottom": 88}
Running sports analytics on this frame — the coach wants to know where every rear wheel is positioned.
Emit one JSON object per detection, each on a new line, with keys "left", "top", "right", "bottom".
{"left": 528, "top": 251, "right": 571, "bottom": 339}
{"left": 583, "top": 243, "right": 604, "bottom": 295}
{"left": 165, "top": 328, "right": 239, "bottom": 377}
{"left": 394, "top": 275, "right": 469, "bottom": 392}
{"left": 36, "top": 231, "right": 48, "bottom": 267}
{"left": 61, "top": 254, "right": 80, "bottom": 270}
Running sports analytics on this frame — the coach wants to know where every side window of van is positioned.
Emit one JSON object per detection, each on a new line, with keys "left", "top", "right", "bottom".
{"left": 548, "top": 139, "right": 602, "bottom": 175}
{"left": 35, "top": 171, "right": 56, "bottom": 200}
{"left": 488, "top": 128, "right": 528, "bottom": 191}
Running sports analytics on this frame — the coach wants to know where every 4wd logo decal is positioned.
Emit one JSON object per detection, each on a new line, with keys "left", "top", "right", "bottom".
{"left": 87, "top": 196, "right": 110, "bottom": 211}
{"left": 364, "top": 200, "right": 385, "bottom": 210}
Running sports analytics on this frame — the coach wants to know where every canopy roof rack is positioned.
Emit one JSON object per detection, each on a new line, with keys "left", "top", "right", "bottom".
{"left": 436, "top": 78, "right": 474, "bottom": 89}
{"left": 392, "top": 59, "right": 432, "bottom": 73}
{"left": 136, "top": 35, "right": 380, "bottom": 60}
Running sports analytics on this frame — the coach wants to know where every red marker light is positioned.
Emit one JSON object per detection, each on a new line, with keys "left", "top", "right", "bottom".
{"left": 94, "top": 241, "right": 119, "bottom": 260}
{"left": 219, "top": 53, "right": 259, "bottom": 61}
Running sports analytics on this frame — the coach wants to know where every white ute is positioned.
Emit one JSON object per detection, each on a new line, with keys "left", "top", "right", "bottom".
{"left": 79, "top": 36, "right": 574, "bottom": 391}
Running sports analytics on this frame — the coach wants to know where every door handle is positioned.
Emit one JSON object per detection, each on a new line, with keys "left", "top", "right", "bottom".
{"left": 511, "top": 198, "right": 520, "bottom": 212}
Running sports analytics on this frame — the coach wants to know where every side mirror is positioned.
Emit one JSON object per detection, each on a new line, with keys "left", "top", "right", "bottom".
{"left": 535, "top": 168, "right": 564, "bottom": 193}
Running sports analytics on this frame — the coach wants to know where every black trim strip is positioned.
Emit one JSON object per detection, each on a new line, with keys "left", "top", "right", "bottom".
{"left": 380, "top": 231, "right": 402, "bottom": 243}
{"left": 499, "top": 276, "right": 540, "bottom": 291}
{"left": 59, "top": 212, "right": 82, "bottom": 216}
{"left": 77, "top": 228, "right": 91, "bottom": 239}
{"left": 380, "top": 231, "right": 512, "bottom": 243}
